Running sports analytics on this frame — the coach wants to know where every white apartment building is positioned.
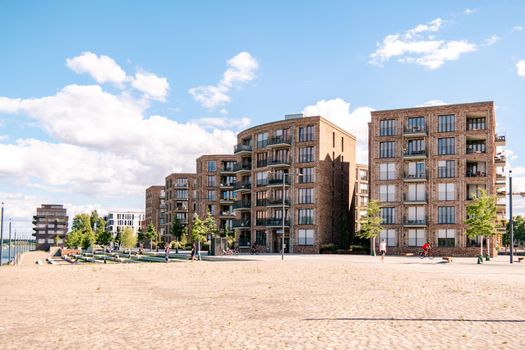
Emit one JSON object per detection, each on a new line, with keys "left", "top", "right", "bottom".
{"left": 105, "top": 210, "right": 145, "bottom": 236}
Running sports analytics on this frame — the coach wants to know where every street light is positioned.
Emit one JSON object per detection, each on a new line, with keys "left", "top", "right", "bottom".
{"left": 8, "top": 219, "right": 11, "bottom": 264}
{"left": 0, "top": 202, "right": 4, "bottom": 266}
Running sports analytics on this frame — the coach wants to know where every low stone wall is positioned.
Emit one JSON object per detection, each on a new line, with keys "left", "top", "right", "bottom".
{"left": 382, "top": 246, "right": 494, "bottom": 257}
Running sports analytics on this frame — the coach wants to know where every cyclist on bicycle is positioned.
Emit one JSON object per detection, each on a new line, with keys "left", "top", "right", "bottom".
{"left": 421, "top": 241, "right": 431, "bottom": 256}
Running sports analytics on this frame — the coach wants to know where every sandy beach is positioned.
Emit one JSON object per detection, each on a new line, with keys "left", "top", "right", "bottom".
{"left": 0, "top": 254, "right": 524, "bottom": 350}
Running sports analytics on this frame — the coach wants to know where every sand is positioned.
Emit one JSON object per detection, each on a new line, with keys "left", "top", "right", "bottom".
{"left": 0, "top": 254, "right": 524, "bottom": 350}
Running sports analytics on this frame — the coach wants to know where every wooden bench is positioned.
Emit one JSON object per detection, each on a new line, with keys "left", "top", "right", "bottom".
{"left": 442, "top": 256, "right": 453, "bottom": 263}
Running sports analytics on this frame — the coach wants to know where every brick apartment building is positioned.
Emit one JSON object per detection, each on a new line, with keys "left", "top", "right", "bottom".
{"left": 162, "top": 173, "right": 197, "bottom": 242}
{"left": 353, "top": 164, "right": 369, "bottom": 232}
{"left": 369, "top": 101, "right": 506, "bottom": 256}
{"left": 32, "top": 204, "right": 68, "bottom": 251}
{"left": 232, "top": 114, "right": 357, "bottom": 253}
{"left": 145, "top": 185, "right": 165, "bottom": 234}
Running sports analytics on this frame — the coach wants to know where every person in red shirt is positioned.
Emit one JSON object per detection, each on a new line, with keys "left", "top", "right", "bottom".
{"left": 422, "top": 241, "right": 431, "bottom": 256}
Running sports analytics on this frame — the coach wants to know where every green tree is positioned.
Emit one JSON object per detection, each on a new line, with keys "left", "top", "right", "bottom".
{"left": 505, "top": 216, "right": 525, "bottom": 246}
{"left": 115, "top": 226, "right": 122, "bottom": 246}
{"left": 96, "top": 229, "right": 113, "bottom": 247}
{"left": 145, "top": 224, "right": 157, "bottom": 251}
{"left": 356, "top": 200, "right": 383, "bottom": 256}
{"left": 203, "top": 211, "right": 219, "bottom": 237}
{"left": 69, "top": 213, "right": 96, "bottom": 251}
{"left": 65, "top": 230, "right": 83, "bottom": 249}
{"left": 137, "top": 227, "right": 146, "bottom": 245}
{"left": 120, "top": 227, "right": 137, "bottom": 258}
{"left": 466, "top": 189, "right": 497, "bottom": 257}
{"left": 170, "top": 218, "right": 184, "bottom": 253}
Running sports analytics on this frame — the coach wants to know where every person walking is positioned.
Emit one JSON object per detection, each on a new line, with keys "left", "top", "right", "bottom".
{"left": 190, "top": 243, "right": 196, "bottom": 262}
{"left": 379, "top": 239, "right": 387, "bottom": 263}
{"left": 165, "top": 243, "right": 170, "bottom": 263}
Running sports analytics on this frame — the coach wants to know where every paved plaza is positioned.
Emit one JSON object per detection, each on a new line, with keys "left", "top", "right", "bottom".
{"left": 0, "top": 254, "right": 524, "bottom": 349}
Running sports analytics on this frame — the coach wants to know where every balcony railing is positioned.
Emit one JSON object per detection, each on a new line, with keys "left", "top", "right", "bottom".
{"left": 268, "top": 177, "right": 291, "bottom": 186}
{"left": 466, "top": 170, "right": 487, "bottom": 177}
{"left": 255, "top": 199, "right": 267, "bottom": 207}
{"left": 233, "top": 182, "right": 251, "bottom": 191}
{"left": 232, "top": 219, "right": 251, "bottom": 228}
{"left": 175, "top": 183, "right": 189, "bottom": 188}
{"left": 466, "top": 148, "right": 486, "bottom": 154}
{"left": 403, "top": 150, "right": 427, "bottom": 157}
{"left": 298, "top": 217, "right": 314, "bottom": 225}
{"left": 403, "top": 193, "right": 427, "bottom": 203}
{"left": 234, "top": 144, "right": 252, "bottom": 153}
{"left": 495, "top": 135, "right": 506, "bottom": 143}
{"left": 403, "top": 217, "right": 428, "bottom": 226}
{"left": 403, "top": 125, "right": 427, "bottom": 135}
{"left": 233, "top": 201, "right": 251, "bottom": 210}
{"left": 266, "top": 219, "right": 290, "bottom": 227}
{"left": 268, "top": 135, "right": 292, "bottom": 146}
{"left": 220, "top": 182, "right": 236, "bottom": 187}
{"left": 255, "top": 219, "right": 267, "bottom": 226}
{"left": 495, "top": 154, "right": 506, "bottom": 163}
{"left": 268, "top": 157, "right": 291, "bottom": 167}
{"left": 404, "top": 170, "right": 427, "bottom": 180}
{"left": 220, "top": 211, "right": 235, "bottom": 217}
{"left": 221, "top": 166, "right": 236, "bottom": 172}
{"left": 256, "top": 160, "right": 268, "bottom": 168}
{"left": 256, "top": 179, "right": 268, "bottom": 186}
{"left": 267, "top": 198, "right": 290, "bottom": 206}
{"left": 233, "top": 163, "right": 252, "bottom": 172}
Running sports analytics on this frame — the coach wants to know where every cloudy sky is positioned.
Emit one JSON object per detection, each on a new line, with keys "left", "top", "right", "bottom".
{"left": 1, "top": 1, "right": 524, "bottom": 237}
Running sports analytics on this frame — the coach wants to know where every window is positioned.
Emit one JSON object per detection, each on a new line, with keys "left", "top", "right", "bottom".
{"left": 207, "top": 160, "right": 216, "bottom": 172}
{"left": 298, "top": 188, "right": 314, "bottom": 204}
{"left": 438, "top": 183, "right": 456, "bottom": 201}
{"left": 298, "top": 208, "right": 314, "bottom": 225}
{"left": 438, "top": 229, "right": 455, "bottom": 247}
{"left": 207, "top": 190, "right": 216, "bottom": 201}
{"left": 207, "top": 175, "right": 216, "bottom": 187}
{"left": 380, "top": 119, "right": 395, "bottom": 136}
{"left": 298, "top": 229, "right": 315, "bottom": 245}
{"left": 438, "top": 115, "right": 455, "bottom": 132}
{"left": 438, "top": 138, "right": 455, "bottom": 155}
{"left": 256, "top": 231, "right": 266, "bottom": 245}
{"left": 407, "top": 184, "right": 425, "bottom": 201}
{"left": 406, "top": 139, "right": 425, "bottom": 155}
{"left": 175, "top": 178, "right": 188, "bottom": 187}
{"left": 379, "top": 163, "right": 396, "bottom": 180}
{"left": 466, "top": 140, "right": 486, "bottom": 154}
{"left": 406, "top": 162, "right": 425, "bottom": 179}
{"left": 408, "top": 229, "right": 426, "bottom": 246}
{"left": 380, "top": 207, "right": 395, "bottom": 224}
{"left": 380, "top": 229, "right": 397, "bottom": 246}
{"left": 256, "top": 191, "right": 267, "bottom": 206}
{"left": 256, "top": 171, "right": 268, "bottom": 186}
{"left": 467, "top": 184, "right": 486, "bottom": 200}
{"left": 359, "top": 183, "right": 368, "bottom": 194}
{"left": 175, "top": 190, "right": 188, "bottom": 199}
{"left": 438, "top": 160, "right": 455, "bottom": 178}
{"left": 407, "top": 116, "right": 425, "bottom": 131}
{"left": 299, "top": 125, "right": 315, "bottom": 142}
{"left": 256, "top": 152, "right": 267, "bottom": 167}
{"left": 438, "top": 206, "right": 455, "bottom": 224}
{"left": 380, "top": 142, "right": 395, "bottom": 158}
{"left": 239, "top": 231, "right": 250, "bottom": 246}
{"left": 467, "top": 117, "right": 485, "bottom": 130}
{"left": 257, "top": 132, "right": 268, "bottom": 148}
{"left": 299, "top": 147, "right": 315, "bottom": 162}
{"left": 299, "top": 167, "right": 314, "bottom": 183}
{"left": 379, "top": 185, "right": 396, "bottom": 202}
{"left": 222, "top": 190, "right": 234, "bottom": 200}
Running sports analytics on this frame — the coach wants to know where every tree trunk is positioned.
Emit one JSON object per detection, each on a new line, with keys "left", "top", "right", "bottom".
{"left": 480, "top": 235, "right": 484, "bottom": 256}
{"left": 487, "top": 237, "right": 491, "bottom": 258}
{"left": 371, "top": 236, "right": 376, "bottom": 256}
{"left": 175, "top": 236, "right": 179, "bottom": 254}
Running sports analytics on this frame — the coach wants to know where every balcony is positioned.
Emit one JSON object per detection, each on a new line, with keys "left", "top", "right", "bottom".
{"left": 256, "top": 179, "right": 268, "bottom": 187}
{"left": 220, "top": 197, "right": 235, "bottom": 204}
{"left": 403, "top": 170, "right": 427, "bottom": 182}
{"left": 403, "top": 217, "right": 428, "bottom": 227}
{"left": 255, "top": 199, "right": 267, "bottom": 207}
{"left": 495, "top": 154, "right": 506, "bottom": 164}
{"left": 403, "top": 125, "right": 427, "bottom": 137}
{"left": 256, "top": 160, "right": 268, "bottom": 168}
{"left": 466, "top": 170, "right": 487, "bottom": 178}
{"left": 221, "top": 166, "right": 236, "bottom": 174}
{"left": 232, "top": 219, "right": 251, "bottom": 229}
{"left": 268, "top": 135, "right": 292, "bottom": 147}
{"left": 268, "top": 157, "right": 291, "bottom": 167}
{"left": 175, "top": 183, "right": 189, "bottom": 188}
{"left": 496, "top": 173, "right": 506, "bottom": 183}
{"left": 219, "top": 211, "right": 236, "bottom": 218}
{"left": 298, "top": 217, "right": 314, "bottom": 225}
{"left": 220, "top": 182, "right": 236, "bottom": 189}
{"left": 266, "top": 198, "right": 291, "bottom": 207}
{"left": 233, "top": 181, "right": 251, "bottom": 192}
{"left": 233, "top": 163, "right": 252, "bottom": 173}
{"left": 234, "top": 144, "right": 252, "bottom": 154}
{"left": 403, "top": 193, "right": 427, "bottom": 204}
{"left": 403, "top": 150, "right": 427, "bottom": 159}
{"left": 466, "top": 148, "right": 486, "bottom": 155}
{"left": 495, "top": 135, "right": 506, "bottom": 146}
{"left": 233, "top": 201, "right": 251, "bottom": 210}
{"left": 267, "top": 177, "right": 291, "bottom": 187}
{"left": 266, "top": 219, "right": 290, "bottom": 227}
{"left": 174, "top": 205, "right": 188, "bottom": 211}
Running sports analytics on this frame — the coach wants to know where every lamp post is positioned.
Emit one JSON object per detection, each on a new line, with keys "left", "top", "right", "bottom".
{"left": 281, "top": 173, "right": 286, "bottom": 261}
{"left": 509, "top": 170, "right": 513, "bottom": 264}
{"left": 8, "top": 219, "right": 11, "bottom": 264}
{"left": 0, "top": 202, "right": 4, "bottom": 266}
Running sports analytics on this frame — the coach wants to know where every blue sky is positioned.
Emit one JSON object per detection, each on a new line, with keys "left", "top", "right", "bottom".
{"left": 0, "top": 0, "right": 524, "bottom": 235}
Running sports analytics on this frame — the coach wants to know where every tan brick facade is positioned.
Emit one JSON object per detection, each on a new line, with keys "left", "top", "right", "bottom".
{"left": 353, "top": 164, "right": 369, "bottom": 232}
{"left": 163, "top": 173, "right": 197, "bottom": 242}
{"left": 369, "top": 101, "right": 506, "bottom": 256}
{"left": 145, "top": 185, "right": 164, "bottom": 234}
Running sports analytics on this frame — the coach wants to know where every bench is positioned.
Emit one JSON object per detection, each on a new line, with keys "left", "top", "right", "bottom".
{"left": 442, "top": 256, "right": 453, "bottom": 263}
{"left": 405, "top": 253, "right": 414, "bottom": 256}
{"left": 518, "top": 257, "right": 524, "bottom": 263}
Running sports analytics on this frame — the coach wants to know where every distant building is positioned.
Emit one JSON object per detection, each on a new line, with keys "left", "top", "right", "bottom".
{"left": 163, "top": 173, "right": 197, "bottom": 242}
{"left": 32, "top": 204, "right": 68, "bottom": 251}
{"left": 105, "top": 210, "right": 145, "bottom": 236}
{"left": 354, "top": 164, "right": 369, "bottom": 233}
{"left": 145, "top": 185, "right": 165, "bottom": 234}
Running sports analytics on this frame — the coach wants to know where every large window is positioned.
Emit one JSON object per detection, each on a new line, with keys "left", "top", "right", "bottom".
{"left": 299, "top": 125, "right": 315, "bottom": 142}
{"left": 438, "top": 206, "right": 455, "bottom": 224}
{"left": 380, "top": 142, "right": 396, "bottom": 158}
{"left": 438, "top": 183, "right": 456, "bottom": 201}
{"left": 407, "top": 116, "right": 425, "bottom": 131}
{"left": 298, "top": 229, "right": 315, "bottom": 245}
{"left": 379, "top": 185, "right": 396, "bottom": 202}
{"left": 407, "top": 206, "right": 425, "bottom": 224}
{"left": 380, "top": 207, "right": 395, "bottom": 224}
{"left": 407, "top": 139, "right": 425, "bottom": 154}
{"left": 256, "top": 231, "right": 267, "bottom": 245}
{"left": 467, "top": 117, "right": 486, "bottom": 130}
{"left": 299, "top": 147, "right": 315, "bottom": 162}
{"left": 438, "top": 114, "right": 455, "bottom": 132}
{"left": 467, "top": 184, "right": 486, "bottom": 200}
{"left": 406, "top": 161, "right": 425, "bottom": 179}
{"left": 438, "top": 138, "right": 455, "bottom": 155}
{"left": 408, "top": 229, "right": 426, "bottom": 246}
{"left": 379, "top": 229, "right": 397, "bottom": 246}
{"left": 257, "top": 132, "right": 268, "bottom": 148}
{"left": 438, "top": 160, "right": 455, "bottom": 178}
{"left": 379, "top": 163, "right": 396, "bottom": 180}
{"left": 207, "top": 160, "right": 216, "bottom": 172}
{"left": 256, "top": 171, "right": 268, "bottom": 186}
{"left": 207, "top": 175, "right": 216, "bottom": 187}
{"left": 175, "top": 190, "right": 188, "bottom": 199}
{"left": 298, "top": 208, "right": 314, "bottom": 225}
{"left": 207, "top": 190, "right": 216, "bottom": 201}
{"left": 380, "top": 119, "right": 395, "bottom": 136}
{"left": 256, "top": 152, "right": 267, "bottom": 168}
{"left": 407, "top": 183, "right": 425, "bottom": 201}
{"left": 438, "top": 229, "right": 455, "bottom": 247}
{"left": 466, "top": 140, "right": 486, "bottom": 154}
{"left": 299, "top": 167, "right": 314, "bottom": 183}
{"left": 298, "top": 188, "right": 314, "bottom": 204}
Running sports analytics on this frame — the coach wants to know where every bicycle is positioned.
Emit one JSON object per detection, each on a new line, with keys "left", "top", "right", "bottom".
{"left": 418, "top": 249, "right": 434, "bottom": 259}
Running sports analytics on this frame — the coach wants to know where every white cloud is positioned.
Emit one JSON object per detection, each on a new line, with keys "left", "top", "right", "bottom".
{"left": 370, "top": 18, "right": 477, "bottom": 69}
{"left": 516, "top": 60, "right": 525, "bottom": 77}
{"left": 66, "top": 52, "right": 128, "bottom": 85}
{"left": 131, "top": 71, "right": 169, "bottom": 101}
{"left": 303, "top": 98, "right": 372, "bottom": 164}
{"left": 485, "top": 35, "right": 500, "bottom": 46}
{"left": 464, "top": 8, "right": 476, "bottom": 15}
{"left": 513, "top": 26, "right": 524, "bottom": 32}
{"left": 418, "top": 99, "right": 447, "bottom": 107}
{"left": 191, "top": 116, "right": 251, "bottom": 130}
{"left": 189, "top": 52, "right": 258, "bottom": 109}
